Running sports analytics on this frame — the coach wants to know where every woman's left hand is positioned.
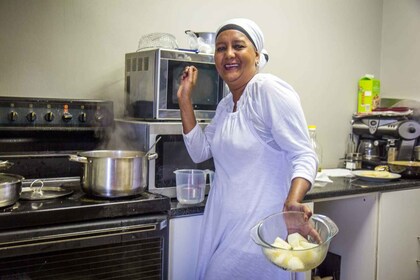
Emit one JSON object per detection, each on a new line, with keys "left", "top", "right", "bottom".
{"left": 283, "top": 200, "right": 312, "bottom": 220}
{"left": 283, "top": 201, "right": 322, "bottom": 243}
{"left": 283, "top": 178, "right": 322, "bottom": 243}
{"left": 283, "top": 177, "right": 313, "bottom": 220}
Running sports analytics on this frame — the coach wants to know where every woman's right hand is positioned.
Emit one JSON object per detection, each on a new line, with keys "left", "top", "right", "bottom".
{"left": 177, "top": 65, "right": 198, "bottom": 106}
{"left": 177, "top": 66, "right": 198, "bottom": 134}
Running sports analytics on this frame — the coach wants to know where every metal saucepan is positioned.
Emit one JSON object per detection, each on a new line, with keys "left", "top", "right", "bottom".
{"left": 185, "top": 30, "right": 216, "bottom": 45}
{"left": 69, "top": 150, "right": 158, "bottom": 198}
{"left": 387, "top": 161, "right": 420, "bottom": 179}
{"left": 185, "top": 30, "right": 216, "bottom": 53}
{"left": 0, "top": 173, "right": 24, "bottom": 208}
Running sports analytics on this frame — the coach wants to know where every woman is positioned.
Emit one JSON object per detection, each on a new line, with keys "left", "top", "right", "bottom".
{"left": 177, "top": 18, "right": 318, "bottom": 280}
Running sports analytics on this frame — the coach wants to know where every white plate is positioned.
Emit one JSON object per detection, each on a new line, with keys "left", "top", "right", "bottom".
{"left": 352, "top": 170, "right": 401, "bottom": 182}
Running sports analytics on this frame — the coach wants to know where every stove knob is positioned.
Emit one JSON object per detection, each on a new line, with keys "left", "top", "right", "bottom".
{"left": 44, "top": 111, "right": 55, "bottom": 122}
{"left": 8, "top": 111, "right": 18, "bottom": 122}
{"left": 78, "top": 112, "right": 87, "bottom": 123}
{"left": 62, "top": 112, "right": 73, "bottom": 122}
{"left": 26, "top": 111, "right": 37, "bottom": 122}
{"left": 95, "top": 112, "right": 104, "bottom": 123}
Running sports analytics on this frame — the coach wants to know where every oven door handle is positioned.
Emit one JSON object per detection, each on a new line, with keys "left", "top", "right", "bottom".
{"left": 0, "top": 220, "right": 167, "bottom": 250}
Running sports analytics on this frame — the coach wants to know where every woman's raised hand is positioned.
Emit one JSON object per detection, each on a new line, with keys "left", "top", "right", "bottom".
{"left": 177, "top": 66, "right": 198, "bottom": 104}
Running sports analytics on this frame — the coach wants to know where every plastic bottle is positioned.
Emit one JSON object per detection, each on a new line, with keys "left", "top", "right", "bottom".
{"left": 308, "top": 125, "right": 323, "bottom": 172}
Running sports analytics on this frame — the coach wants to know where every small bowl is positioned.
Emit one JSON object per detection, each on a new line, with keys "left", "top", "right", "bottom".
{"left": 251, "top": 211, "right": 339, "bottom": 272}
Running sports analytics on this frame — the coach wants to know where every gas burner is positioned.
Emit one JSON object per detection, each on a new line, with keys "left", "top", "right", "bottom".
{"left": 79, "top": 192, "right": 150, "bottom": 203}
{"left": 0, "top": 201, "right": 20, "bottom": 212}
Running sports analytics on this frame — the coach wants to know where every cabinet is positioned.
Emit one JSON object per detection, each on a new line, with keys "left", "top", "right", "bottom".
{"left": 314, "top": 188, "right": 420, "bottom": 280}
{"left": 169, "top": 214, "right": 203, "bottom": 280}
{"left": 377, "top": 188, "right": 420, "bottom": 280}
{"left": 314, "top": 194, "right": 379, "bottom": 280}
{"left": 169, "top": 204, "right": 312, "bottom": 280}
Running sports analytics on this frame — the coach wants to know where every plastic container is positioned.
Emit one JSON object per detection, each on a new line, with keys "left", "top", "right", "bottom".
{"left": 173, "top": 169, "right": 210, "bottom": 204}
{"left": 308, "top": 125, "right": 323, "bottom": 172}
{"left": 251, "top": 211, "right": 339, "bottom": 272}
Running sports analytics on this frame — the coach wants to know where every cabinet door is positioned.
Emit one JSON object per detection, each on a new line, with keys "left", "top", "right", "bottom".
{"left": 377, "top": 188, "right": 420, "bottom": 280}
{"left": 168, "top": 206, "right": 313, "bottom": 280}
{"left": 315, "top": 194, "right": 379, "bottom": 280}
{"left": 169, "top": 215, "right": 203, "bottom": 280}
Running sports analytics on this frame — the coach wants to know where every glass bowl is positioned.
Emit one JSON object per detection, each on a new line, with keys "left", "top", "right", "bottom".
{"left": 137, "top": 33, "right": 178, "bottom": 51}
{"left": 251, "top": 211, "right": 339, "bottom": 272}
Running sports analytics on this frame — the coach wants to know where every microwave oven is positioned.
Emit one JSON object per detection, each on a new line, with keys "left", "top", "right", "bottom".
{"left": 108, "top": 119, "right": 214, "bottom": 198}
{"left": 125, "top": 48, "right": 227, "bottom": 121}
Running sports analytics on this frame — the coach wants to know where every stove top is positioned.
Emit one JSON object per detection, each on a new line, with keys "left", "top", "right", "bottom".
{"left": 0, "top": 178, "right": 171, "bottom": 231}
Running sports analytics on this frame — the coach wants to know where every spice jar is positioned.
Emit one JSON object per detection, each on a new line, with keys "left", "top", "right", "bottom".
{"left": 345, "top": 153, "right": 362, "bottom": 170}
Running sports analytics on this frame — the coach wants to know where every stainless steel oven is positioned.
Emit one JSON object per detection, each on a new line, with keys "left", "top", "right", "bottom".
{"left": 108, "top": 119, "right": 215, "bottom": 198}
{"left": 0, "top": 96, "right": 171, "bottom": 280}
{"left": 0, "top": 206, "right": 169, "bottom": 280}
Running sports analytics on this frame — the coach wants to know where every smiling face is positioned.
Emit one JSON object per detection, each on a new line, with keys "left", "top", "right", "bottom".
{"left": 214, "top": 30, "right": 260, "bottom": 95}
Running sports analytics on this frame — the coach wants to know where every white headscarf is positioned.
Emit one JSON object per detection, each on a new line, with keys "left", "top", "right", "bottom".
{"left": 216, "top": 18, "right": 269, "bottom": 70}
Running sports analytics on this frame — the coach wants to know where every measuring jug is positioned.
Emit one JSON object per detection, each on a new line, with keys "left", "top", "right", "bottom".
{"left": 173, "top": 169, "right": 213, "bottom": 204}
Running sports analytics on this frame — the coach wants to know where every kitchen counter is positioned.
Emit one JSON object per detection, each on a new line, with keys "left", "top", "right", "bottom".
{"left": 169, "top": 177, "right": 420, "bottom": 218}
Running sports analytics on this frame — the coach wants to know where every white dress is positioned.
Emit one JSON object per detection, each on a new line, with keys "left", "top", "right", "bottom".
{"left": 183, "top": 73, "right": 317, "bottom": 280}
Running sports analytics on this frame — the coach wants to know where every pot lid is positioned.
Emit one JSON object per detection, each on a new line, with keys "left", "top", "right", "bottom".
{"left": 20, "top": 179, "right": 73, "bottom": 200}
{"left": 20, "top": 186, "right": 73, "bottom": 200}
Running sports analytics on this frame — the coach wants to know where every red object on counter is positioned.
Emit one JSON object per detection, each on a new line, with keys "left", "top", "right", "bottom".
{"left": 372, "top": 107, "right": 410, "bottom": 112}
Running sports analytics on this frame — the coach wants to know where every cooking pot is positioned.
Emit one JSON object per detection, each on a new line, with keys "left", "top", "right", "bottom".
{"left": 0, "top": 173, "right": 24, "bottom": 208}
{"left": 185, "top": 30, "right": 216, "bottom": 53}
{"left": 69, "top": 150, "right": 158, "bottom": 198}
{"left": 387, "top": 161, "right": 420, "bottom": 179}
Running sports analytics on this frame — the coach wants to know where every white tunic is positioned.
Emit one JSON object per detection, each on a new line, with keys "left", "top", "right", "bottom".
{"left": 183, "top": 73, "right": 317, "bottom": 280}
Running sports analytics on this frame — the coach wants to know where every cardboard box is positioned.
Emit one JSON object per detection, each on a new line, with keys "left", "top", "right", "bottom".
{"left": 358, "top": 74, "right": 380, "bottom": 113}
